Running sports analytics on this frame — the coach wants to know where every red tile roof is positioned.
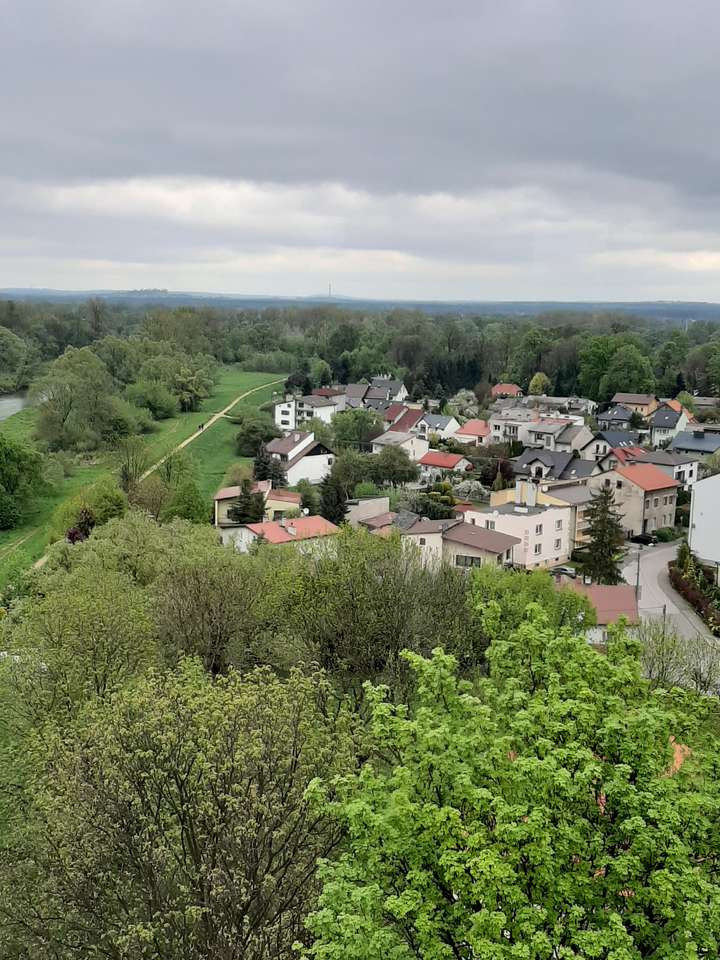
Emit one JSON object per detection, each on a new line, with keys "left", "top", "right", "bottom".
{"left": 360, "top": 511, "right": 397, "bottom": 530}
{"left": 614, "top": 463, "right": 680, "bottom": 492}
{"left": 383, "top": 402, "right": 407, "bottom": 423}
{"left": 564, "top": 580, "right": 639, "bottom": 625}
{"left": 245, "top": 516, "right": 339, "bottom": 544}
{"left": 666, "top": 398, "right": 696, "bottom": 421}
{"left": 392, "top": 408, "right": 424, "bottom": 433}
{"left": 312, "top": 387, "right": 345, "bottom": 397}
{"left": 608, "top": 445, "right": 648, "bottom": 464}
{"left": 491, "top": 382, "right": 522, "bottom": 397}
{"left": 419, "top": 451, "right": 468, "bottom": 470}
{"left": 455, "top": 418, "right": 490, "bottom": 438}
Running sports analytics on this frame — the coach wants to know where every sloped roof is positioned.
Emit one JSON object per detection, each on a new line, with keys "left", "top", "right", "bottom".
{"left": 383, "top": 402, "right": 407, "bottom": 422}
{"left": 345, "top": 383, "right": 369, "bottom": 399}
{"left": 671, "top": 431, "right": 720, "bottom": 454}
{"left": 607, "top": 445, "right": 648, "bottom": 464}
{"left": 600, "top": 405, "right": 633, "bottom": 422}
{"left": 245, "top": 516, "right": 339, "bottom": 543}
{"left": 596, "top": 430, "right": 642, "bottom": 448}
{"left": 419, "top": 451, "right": 468, "bottom": 469}
{"left": 360, "top": 511, "right": 397, "bottom": 530}
{"left": 267, "top": 489, "right": 302, "bottom": 504}
{"left": 372, "top": 430, "right": 415, "bottom": 447}
{"left": 650, "top": 404, "right": 682, "bottom": 428}
{"left": 614, "top": 463, "right": 680, "bottom": 492}
{"left": 611, "top": 393, "right": 656, "bottom": 405}
{"left": 214, "top": 480, "right": 271, "bottom": 501}
{"left": 456, "top": 418, "right": 490, "bottom": 438}
{"left": 266, "top": 432, "right": 311, "bottom": 456}
{"left": 422, "top": 413, "right": 455, "bottom": 430}
{"left": 565, "top": 580, "right": 639, "bottom": 625}
{"left": 392, "top": 408, "right": 424, "bottom": 433}
{"left": 491, "top": 382, "right": 522, "bottom": 396}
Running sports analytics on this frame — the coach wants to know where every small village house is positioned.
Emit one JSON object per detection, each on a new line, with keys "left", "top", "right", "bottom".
{"left": 454, "top": 418, "right": 491, "bottom": 446}
{"left": 220, "top": 515, "right": 339, "bottom": 554}
{"left": 371, "top": 430, "right": 429, "bottom": 461}
{"left": 418, "top": 450, "right": 471, "bottom": 482}
{"left": 610, "top": 393, "right": 659, "bottom": 418}
{"left": 589, "top": 463, "right": 679, "bottom": 537}
{"left": 402, "top": 518, "right": 519, "bottom": 569}
{"left": 266, "top": 431, "right": 335, "bottom": 485}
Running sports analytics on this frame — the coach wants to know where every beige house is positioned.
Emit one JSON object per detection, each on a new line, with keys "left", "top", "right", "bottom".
{"left": 371, "top": 430, "right": 429, "bottom": 462}
{"left": 610, "top": 393, "right": 658, "bottom": 418}
{"left": 588, "top": 463, "right": 679, "bottom": 536}
{"left": 213, "top": 481, "right": 302, "bottom": 526}
{"left": 402, "top": 518, "right": 518, "bottom": 570}
{"left": 490, "top": 480, "right": 592, "bottom": 551}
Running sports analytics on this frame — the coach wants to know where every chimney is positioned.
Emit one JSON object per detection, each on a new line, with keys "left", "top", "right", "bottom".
{"left": 293, "top": 432, "right": 301, "bottom": 443}
{"left": 693, "top": 430, "right": 704, "bottom": 438}
{"left": 514, "top": 480, "right": 523, "bottom": 504}
{"left": 527, "top": 481, "right": 538, "bottom": 508}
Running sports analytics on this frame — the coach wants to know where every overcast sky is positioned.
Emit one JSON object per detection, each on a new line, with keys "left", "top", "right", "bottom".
{"left": 2, "top": 0, "right": 720, "bottom": 300}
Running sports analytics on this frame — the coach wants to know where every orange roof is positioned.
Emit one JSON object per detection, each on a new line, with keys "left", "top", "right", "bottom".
{"left": 564, "top": 580, "right": 639, "bottom": 625}
{"left": 456, "top": 418, "right": 490, "bottom": 437}
{"left": 614, "top": 462, "right": 680, "bottom": 492}
{"left": 667, "top": 398, "right": 696, "bottom": 421}
{"left": 245, "top": 516, "right": 339, "bottom": 544}
{"left": 491, "top": 382, "right": 522, "bottom": 396}
{"left": 267, "top": 489, "right": 302, "bottom": 504}
{"left": 383, "top": 402, "right": 407, "bottom": 423}
{"left": 419, "top": 451, "right": 468, "bottom": 469}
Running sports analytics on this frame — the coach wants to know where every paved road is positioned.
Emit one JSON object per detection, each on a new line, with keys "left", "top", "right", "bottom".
{"left": 622, "top": 541, "right": 711, "bottom": 640}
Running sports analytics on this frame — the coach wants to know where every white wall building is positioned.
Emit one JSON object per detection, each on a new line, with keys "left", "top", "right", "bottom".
{"left": 371, "top": 430, "right": 429, "bottom": 462}
{"left": 274, "top": 394, "right": 345, "bottom": 430}
{"left": 689, "top": 473, "right": 720, "bottom": 566}
{"left": 265, "top": 431, "right": 335, "bottom": 485}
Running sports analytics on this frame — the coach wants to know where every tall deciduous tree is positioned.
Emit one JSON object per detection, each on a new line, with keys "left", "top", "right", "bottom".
{"left": 305, "top": 621, "right": 720, "bottom": 959}
{"left": 583, "top": 484, "right": 626, "bottom": 584}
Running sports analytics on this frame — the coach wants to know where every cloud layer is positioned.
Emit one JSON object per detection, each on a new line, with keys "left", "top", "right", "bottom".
{"left": 2, "top": 0, "right": 720, "bottom": 298}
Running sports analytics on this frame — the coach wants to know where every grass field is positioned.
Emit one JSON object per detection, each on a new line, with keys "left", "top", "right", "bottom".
{"left": 0, "top": 369, "right": 283, "bottom": 587}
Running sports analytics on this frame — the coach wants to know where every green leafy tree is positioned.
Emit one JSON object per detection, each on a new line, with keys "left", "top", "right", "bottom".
{"left": 234, "top": 411, "right": 280, "bottom": 456}
{"left": 297, "top": 478, "right": 320, "bottom": 515}
{"left": 310, "top": 357, "right": 333, "bottom": 387}
{"left": 675, "top": 390, "right": 696, "bottom": 414}
{"left": 125, "top": 378, "right": 179, "bottom": 419}
{"left": 332, "top": 408, "right": 382, "bottom": 448}
{"left": 320, "top": 472, "right": 347, "bottom": 525}
{"left": 116, "top": 435, "right": 150, "bottom": 493}
{"left": 305, "top": 626, "right": 720, "bottom": 959}
{"left": 331, "top": 449, "right": 373, "bottom": 497}
{"left": 0, "top": 664, "right": 355, "bottom": 960}
{"left": 598, "top": 344, "right": 655, "bottom": 403}
{"left": 370, "top": 445, "right": 419, "bottom": 487}
{"left": 0, "top": 434, "right": 42, "bottom": 529}
{"left": 227, "top": 478, "right": 266, "bottom": 524}
{"left": 160, "top": 478, "right": 207, "bottom": 524}
{"left": 49, "top": 477, "right": 127, "bottom": 542}
{"left": 528, "top": 370, "right": 552, "bottom": 395}
{"left": 583, "top": 485, "right": 626, "bottom": 584}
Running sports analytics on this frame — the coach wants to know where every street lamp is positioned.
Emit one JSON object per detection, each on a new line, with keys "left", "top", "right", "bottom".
{"left": 635, "top": 544, "right": 643, "bottom": 597}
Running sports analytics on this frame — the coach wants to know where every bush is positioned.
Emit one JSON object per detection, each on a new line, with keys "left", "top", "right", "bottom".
{"left": 655, "top": 527, "right": 677, "bottom": 542}
{"left": 49, "top": 479, "right": 128, "bottom": 543}
{"left": 668, "top": 563, "right": 720, "bottom": 635}
{"left": 125, "top": 380, "right": 179, "bottom": 420}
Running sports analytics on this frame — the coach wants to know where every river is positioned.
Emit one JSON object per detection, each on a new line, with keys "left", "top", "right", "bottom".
{"left": 0, "top": 392, "right": 29, "bottom": 422}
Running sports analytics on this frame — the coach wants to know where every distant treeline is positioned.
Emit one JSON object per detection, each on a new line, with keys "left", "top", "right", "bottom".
{"left": 1, "top": 297, "right": 720, "bottom": 401}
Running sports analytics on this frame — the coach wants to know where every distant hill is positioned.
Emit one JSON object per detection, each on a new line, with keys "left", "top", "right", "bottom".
{"left": 2, "top": 288, "right": 720, "bottom": 321}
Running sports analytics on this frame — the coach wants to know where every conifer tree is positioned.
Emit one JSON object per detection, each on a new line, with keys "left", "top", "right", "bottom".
{"left": 253, "top": 444, "right": 273, "bottom": 481}
{"left": 319, "top": 473, "right": 347, "bottom": 525}
{"left": 227, "top": 479, "right": 265, "bottom": 524}
{"left": 584, "top": 484, "right": 626, "bottom": 584}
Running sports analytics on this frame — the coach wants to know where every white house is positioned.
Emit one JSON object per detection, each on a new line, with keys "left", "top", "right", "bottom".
{"left": 461, "top": 484, "right": 572, "bottom": 569}
{"left": 402, "top": 518, "right": 519, "bottom": 570}
{"left": 371, "top": 430, "right": 429, "bottom": 462}
{"left": 274, "top": 393, "right": 346, "bottom": 430}
{"left": 489, "top": 408, "right": 541, "bottom": 445}
{"left": 416, "top": 413, "right": 460, "bottom": 440}
{"left": 265, "top": 431, "right": 335, "bottom": 485}
{"left": 370, "top": 376, "right": 408, "bottom": 401}
{"left": 524, "top": 418, "right": 589, "bottom": 452}
{"left": 689, "top": 473, "right": 720, "bottom": 566}
{"left": 649, "top": 403, "right": 691, "bottom": 447}
{"left": 418, "top": 450, "right": 471, "bottom": 482}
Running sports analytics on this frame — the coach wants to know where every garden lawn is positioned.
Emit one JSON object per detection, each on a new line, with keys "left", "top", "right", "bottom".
{"left": 0, "top": 369, "right": 283, "bottom": 587}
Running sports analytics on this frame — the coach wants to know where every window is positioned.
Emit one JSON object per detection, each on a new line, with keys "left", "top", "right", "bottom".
{"left": 419, "top": 537, "right": 426, "bottom": 545}
{"left": 535, "top": 524, "right": 543, "bottom": 535}
{"left": 644, "top": 498, "right": 650, "bottom": 509}
{"left": 555, "top": 519, "right": 563, "bottom": 530}
{"left": 616, "top": 480, "right": 622, "bottom": 489}
{"left": 281, "top": 419, "right": 290, "bottom": 426}
{"left": 455, "top": 555, "right": 483, "bottom": 568}
{"left": 554, "top": 538, "right": 561, "bottom": 550}
{"left": 534, "top": 543, "right": 542, "bottom": 555}
{"left": 604, "top": 478, "right": 611, "bottom": 487}
{"left": 653, "top": 497, "right": 659, "bottom": 507}
{"left": 486, "top": 520, "right": 495, "bottom": 530}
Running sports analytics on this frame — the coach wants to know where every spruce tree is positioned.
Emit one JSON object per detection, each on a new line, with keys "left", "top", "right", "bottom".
{"left": 227, "top": 479, "right": 265, "bottom": 524}
{"left": 319, "top": 473, "right": 347, "bottom": 525}
{"left": 253, "top": 444, "right": 273, "bottom": 481}
{"left": 584, "top": 485, "right": 626, "bottom": 584}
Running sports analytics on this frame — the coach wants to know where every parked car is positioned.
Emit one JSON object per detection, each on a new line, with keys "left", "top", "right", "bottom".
{"left": 551, "top": 565, "right": 577, "bottom": 578}
{"left": 630, "top": 533, "right": 658, "bottom": 546}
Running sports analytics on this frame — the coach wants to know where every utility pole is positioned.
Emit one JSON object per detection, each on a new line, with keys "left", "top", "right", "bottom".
{"left": 635, "top": 544, "right": 643, "bottom": 598}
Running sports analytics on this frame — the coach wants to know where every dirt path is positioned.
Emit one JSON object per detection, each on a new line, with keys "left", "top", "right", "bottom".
{"left": 139, "top": 378, "right": 284, "bottom": 480}
{"left": 30, "top": 378, "right": 283, "bottom": 571}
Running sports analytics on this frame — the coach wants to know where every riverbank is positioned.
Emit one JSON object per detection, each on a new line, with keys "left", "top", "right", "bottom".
{"left": 0, "top": 368, "right": 282, "bottom": 588}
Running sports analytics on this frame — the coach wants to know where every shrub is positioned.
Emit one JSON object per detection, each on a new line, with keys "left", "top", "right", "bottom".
{"left": 655, "top": 527, "right": 677, "bottom": 542}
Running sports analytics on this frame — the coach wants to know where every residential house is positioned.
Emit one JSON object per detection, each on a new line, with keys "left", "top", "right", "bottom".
{"left": 597, "top": 405, "right": 634, "bottom": 431}
{"left": 578, "top": 431, "right": 642, "bottom": 461}
{"left": 491, "top": 382, "right": 523, "bottom": 399}
{"left": 370, "top": 376, "right": 408, "bottom": 401}
{"left": 403, "top": 518, "right": 519, "bottom": 569}
{"left": 221, "top": 516, "right": 339, "bottom": 553}
{"left": 213, "top": 479, "right": 272, "bottom": 527}
{"left": 416, "top": 413, "right": 460, "bottom": 440}
{"left": 610, "top": 393, "right": 659, "bottom": 418}
{"left": 454, "top": 418, "right": 491, "bottom": 446}
{"left": 274, "top": 393, "right": 346, "bottom": 430}
{"left": 461, "top": 487, "right": 572, "bottom": 569}
{"left": 418, "top": 450, "right": 472, "bottom": 482}
{"left": 690, "top": 396, "right": 720, "bottom": 417}
{"left": 266, "top": 431, "right": 335, "bottom": 485}
{"left": 671, "top": 430, "right": 720, "bottom": 458}
{"left": 589, "top": 463, "right": 679, "bottom": 536}
{"left": 371, "top": 430, "right": 429, "bottom": 461}
{"left": 523, "top": 395, "right": 598, "bottom": 417}
{"left": 513, "top": 448, "right": 598, "bottom": 483}
{"left": 649, "top": 402, "right": 692, "bottom": 447}
{"left": 311, "top": 386, "right": 346, "bottom": 398}
{"left": 489, "top": 407, "right": 539, "bottom": 445}
{"left": 559, "top": 579, "right": 639, "bottom": 645}
{"left": 688, "top": 473, "right": 720, "bottom": 565}
{"left": 359, "top": 508, "right": 420, "bottom": 537}
{"left": 489, "top": 478, "right": 593, "bottom": 552}
{"left": 345, "top": 496, "right": 391, "bottom": 527}
{"left": 391, "top": 407, "right": 425, "bottom": 434}
{"left": 380, "top": 402, "right": 408, "bottom": 428}
{"left": 632, "top": 449, "right": 700, "bottom": 490}
{"left": 595, "top": 445, "right": 649, "bottom": 472}
{"left": 524, "top": 418, "right": 592, "bottom": 452}
{"left": 344, "top": 383, "right": 370, "bottom": 407}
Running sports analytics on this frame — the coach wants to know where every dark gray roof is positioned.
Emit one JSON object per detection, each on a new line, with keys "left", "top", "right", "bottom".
{"left": 514, "top": 448, "right": 597, "bottom": 480}
{"left": 551, "top": 485, "right": 594, "bottom": 505}
{"left": 422, "top": 413, "right": 454, "bottom": 429}
{"left": 671, "top": 431, "right": 720, "bottom": 454}
{"left": 371, "top": 376, "right": 404, "bottom": 395}
{"left": 639, "top": 449, "right": 696, "bottom": 467}
{"left": 596, "top": 430, "right": 642, "bottom": 447}
{"left": 650, "top": 405, "right": 681, "bottom": 428}
{"left": 599, "top": 405, "right": 633, "bottom": 423}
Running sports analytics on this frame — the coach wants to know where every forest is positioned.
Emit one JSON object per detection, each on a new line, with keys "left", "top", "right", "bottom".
{"left": 0, "top": 517, "right": 719, "bottom": 957}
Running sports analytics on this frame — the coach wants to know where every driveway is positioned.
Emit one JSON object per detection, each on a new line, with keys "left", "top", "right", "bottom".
{"left": 621, "top": 541, "right": 711, "bottom": 640}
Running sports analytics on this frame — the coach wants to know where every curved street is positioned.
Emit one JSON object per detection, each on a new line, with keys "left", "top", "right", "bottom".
{"left": 621, "top": 541, "right": 711, "bottom": 640}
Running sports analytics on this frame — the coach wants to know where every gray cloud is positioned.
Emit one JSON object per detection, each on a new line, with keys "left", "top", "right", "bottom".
{"left": 2, "top": 0, "right": 720, "bottom": 298}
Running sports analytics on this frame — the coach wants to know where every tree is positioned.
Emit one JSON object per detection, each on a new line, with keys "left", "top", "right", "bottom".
{"left": 297, "top": 479, "right": 320, "bottom": 515}
{"left": 234, "top": 411, "right": 280, "bottom": 456}
{"left": 331, "top": 449, "right": 373, "bottom": 497}
{"left": 1, "top": 664, "right": 355, "bottom": 960}
{"left": 253, "top": 443, "right": 287, "bottom": 486}
{"left": 305, "top": 627, "right": 720, "bottom": 959}
{"left": 160, "top": 478, "right": 208, "bottom": 523}
{"left": 370, "top": 446, "right": 419, "bottom": 487}
{"left": 332, "top": 408, "right": 382, "bottom": 448}
{"left": 227, "top": 478, "right": 265, "bottom": 524}
{"left": 116, "top": 435, "right": 150, "bottom": 493}
{"left": 310, "top": 357, "right": 333, "bottom": 387}
{"left": 675, "top": 390, "right": 697, "bottom": 414}
{"left": 528, "top": 370, "right": 552, "bottom": 395}
{"left": 582, "top": 485, "right": 626, "bottom": 584}
{"left": 49, "top": 477, "right": 127, "bottom": 543}
{"left": 0, "top": 434, "right": 42, "bottom": 529}
{"left": 125, "top": 378, "right": 179, "bottom": 419}
{"left": 597, "top": 344, "right": 655, "bottom": 403}
{"left": 320, "top": 472, "right": 347, "bottom": 525}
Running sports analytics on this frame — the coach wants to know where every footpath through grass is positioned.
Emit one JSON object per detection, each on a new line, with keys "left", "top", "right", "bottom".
{"left": 0, "top": 369, "right": 282, "bottom": 587}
